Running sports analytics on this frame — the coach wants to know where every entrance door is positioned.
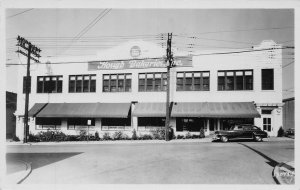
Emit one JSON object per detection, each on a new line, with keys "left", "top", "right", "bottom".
{"left": 263, "top": 117, "right": 272, "bottom": 136}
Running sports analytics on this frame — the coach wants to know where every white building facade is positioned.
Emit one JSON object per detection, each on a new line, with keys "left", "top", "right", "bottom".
{"left": 15, "top": 40, "right": 283, "bottom": 139}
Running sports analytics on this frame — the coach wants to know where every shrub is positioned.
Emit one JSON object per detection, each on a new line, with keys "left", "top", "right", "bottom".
{"left": 150, "top": 128, "right": 165, "bottom": 140}
{"left": 64, "top": 135, "right": 79, "bottom": 141}
{"left": 185, "top": 132, "right": 192, "bottom": 139}
{"left": 79, "top": 130, "right": 87, "bottom": 141}
{"left": 132, "top": 129, "right": 137, "bottom": 140}
{"left": 95, "top": 131, "right": 100, "bottom": 141}
{"left": 122, "top": 134, "right": 130, "bottom": 140}
{"left": 112, "top": 131, "right": 123, "bottom": 140}
{"left": 192, "top": 134, "right": 200, "bottom": 139}
{"left": 36, "top": 130, "right": 54, "bottom": 141}
{"left": 200, "top": 129, "right": 205, "bottom": 138}
{"left": 103, "top": 132, "right": 111, "bottom": 140}
{"left": 277, "top": 127, "right": 284, "bottom": 137}
{"left": 12, "top": 135, "right": 20, "bottom": 142}
{"left": 141, "top": 134, "right": 153, "bottom": 140}
{"left": 176, "top": 135, "right": 184, "bottom": 139}
{"left": 28, "top": 133, "right": 39, "bottom": 142}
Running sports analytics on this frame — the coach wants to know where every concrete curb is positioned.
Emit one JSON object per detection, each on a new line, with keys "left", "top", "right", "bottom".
{"left": 273, "top": 161, "right": 295, "bottom": 184}
{"left": 5, "top": 160, "right": 32, "bottom": 184}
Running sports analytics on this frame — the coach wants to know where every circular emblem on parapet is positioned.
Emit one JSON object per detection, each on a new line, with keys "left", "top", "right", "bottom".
{"left": 130, "top": 46, "right": 141, "bottom": 58}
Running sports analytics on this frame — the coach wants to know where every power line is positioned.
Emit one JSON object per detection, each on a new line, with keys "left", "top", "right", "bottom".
{"left": 282, "top": 61, "right": 294, "bottom": 68}
{"left": 6, "top": 9, "right": 34, "bottom": 19}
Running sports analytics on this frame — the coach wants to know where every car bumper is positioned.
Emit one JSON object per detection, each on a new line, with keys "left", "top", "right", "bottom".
{"left": 212, "top": 135, "right": 221, "bottom": 141}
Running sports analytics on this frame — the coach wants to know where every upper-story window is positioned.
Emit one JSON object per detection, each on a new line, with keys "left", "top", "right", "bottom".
{"left": 138, "top": 72, "right": 167, "bottom": 92}
{"left": 69, "top": 74, "right": 96, "bottom": 93}
{"left": 261, "top": 69, "right": 274, "bottom": 90}
{"left": 37, "top": 76, "right": 63, "bottom": 93}
{"left": 23, "top": 76, "right": 31, "bottom": 94}
{"left": 218, "top": 70, "right": 253, "bottom": 91}
{"left": 103, "top": 73, "right": 131, "bottom": 92}
{"left": 176, "top": 71, "right": 210, "bottom": 91}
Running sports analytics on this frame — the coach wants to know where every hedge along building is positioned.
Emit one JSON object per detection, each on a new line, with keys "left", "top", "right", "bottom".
{"left": 14, "top": 40, "right": 283, "bottom": 139}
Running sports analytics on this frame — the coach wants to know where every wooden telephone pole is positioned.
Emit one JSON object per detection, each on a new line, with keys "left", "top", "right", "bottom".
{"left": 165, "top": 33, "right": 174, "bottom": 141}
{"left": 16, "top": 36, "right": 41, "bottom": 143}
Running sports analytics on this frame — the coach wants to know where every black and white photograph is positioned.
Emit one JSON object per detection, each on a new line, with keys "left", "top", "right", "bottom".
{"left": 1, "top": 0, "right": 298, "bottom": 189}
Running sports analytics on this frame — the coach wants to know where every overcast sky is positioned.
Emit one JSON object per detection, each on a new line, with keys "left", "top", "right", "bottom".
{"left": 5, "top": 9, "right": 294, "bottom": 98}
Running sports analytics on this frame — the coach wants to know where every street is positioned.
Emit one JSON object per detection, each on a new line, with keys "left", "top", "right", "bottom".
{"left": 6, "top": 140, "right": 294, "bottom": 184}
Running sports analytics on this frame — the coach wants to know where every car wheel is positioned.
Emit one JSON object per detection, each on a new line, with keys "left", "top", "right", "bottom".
{"left": 221, "top": 136, "right": 228, "bottom": 143}
{"left": 255, "top": 136, "right": 262, "bottom": 142}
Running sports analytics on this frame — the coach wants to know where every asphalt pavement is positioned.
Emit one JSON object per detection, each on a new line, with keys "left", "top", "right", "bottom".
{"left": 5, "top": 139, "right": 294, "bottom": 184}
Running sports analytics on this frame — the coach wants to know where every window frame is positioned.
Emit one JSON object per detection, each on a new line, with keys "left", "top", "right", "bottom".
{"left": 102, "top": 73, "right": 132, "bottom": 93}
{"left": 261, "top": 69, "right": 274, "bottom": 90}
{"left": 217, "top": 70, "right": 253, "bottom": 91}
{"left": 138, "top": 72, "right": 167, "bottom": 92}
{"left": 176, "top": 71, "right": 210, "bottom": 91}
{"left": 36, "top": 75, "right": 63, "bottom": 93}
{"left": 69, "top": 74, "right": 96, "bottom": 93}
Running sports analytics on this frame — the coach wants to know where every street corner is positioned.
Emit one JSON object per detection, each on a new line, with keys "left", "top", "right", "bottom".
{"left": 5, "top": 159, "right": 32, "bottom": 184}
{"left": 273, "top": 161, "right": 294, "bottom": 184}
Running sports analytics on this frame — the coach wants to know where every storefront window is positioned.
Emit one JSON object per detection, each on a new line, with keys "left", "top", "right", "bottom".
{"left": 102, "top": 118, "right": 131, "bottom": 130}
{"left": 102, "top": 73, "right": 132, "bottom": 92}
{"left": 176, "top": 118, "right": 205, "bottom": 132}
{"left": 69, "top": 74, "right": 96, "bottom": 93}
{"left": 67, "top": 118, "right": 95, "bottom": 130}
{"left": 35, "top": 117, "right": 61, "bottom": 130}
{"left": 138, "top": 117, "right": 165, "bottom": 131}
{"left": 37, "top": 75, "right": 63, "bottom": 93}
{"left": 218, "top": 70, "right": 253, "bottom": 91}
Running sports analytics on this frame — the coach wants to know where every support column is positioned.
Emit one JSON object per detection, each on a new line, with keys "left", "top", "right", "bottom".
{"left": 205, "top": 119, "right": 210, "bottom": 136}
{"left": 217, "top": 119, "right": 220, "bottom": 131}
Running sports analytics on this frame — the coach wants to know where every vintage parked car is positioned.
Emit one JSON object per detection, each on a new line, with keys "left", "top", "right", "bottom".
{"left": 285, "top": 128, "right": 295, "bottom": 136}
{"left": 212, "top": 124, "right": 268, "bottom": 142}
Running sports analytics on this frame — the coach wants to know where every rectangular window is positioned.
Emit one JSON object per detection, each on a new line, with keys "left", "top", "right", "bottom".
{"left": 138, "top": 117, "right": 165, "bottom": 131}
{"left": 36, "top": 76, "right": 63, "bottom": 93}
{"left": 176, "top": 71, "right": 210, "bottom": 91}
{"left": 101, "top": 118, "right": 131, "bottom": 131}
{"left": 69, "top": 74, "right": 96, "bottom": 93}
{"left": 67, "top": 118, "right": 95, "bottom": 130}
{"left": 102, "top": 73, "right": 132, "bottom": 92}
{"left": 262, "top": 109, "right": 272, "bottom": 114}
{"left": 263, "top": 118, "right": 271, "bottom": 132}
{"left": 176, "top": 118, "right": 204, "bottom": 132}
{"left": 35, "top": 117, "right": 61, "bottom": 130}
{"left": 23, "top": 76, "right": 31, "bottom": 94}
{"left": 262, "top": 69, "right": 274, "bottom": 90}
{"left": 139, "top": 72, "right": 166, "bottom": 92}
{"left": 218, "top": 70, "right": 253, "bottom": 91}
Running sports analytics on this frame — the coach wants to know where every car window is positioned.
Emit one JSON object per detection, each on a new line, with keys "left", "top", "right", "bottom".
{"left": 234, "top": 126, "right": 243, "bottom": 130}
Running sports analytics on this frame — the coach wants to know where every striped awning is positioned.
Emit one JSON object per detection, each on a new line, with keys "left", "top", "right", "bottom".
{"left": 132, "top": 102, "right": 166, "bottom": 117}
{"left": 171, "top": 102, "right": 260, "bottom": 118}
{"left": 28, "top": 103, "right": 48, "bottom": 117}
{"left": 36, "top": 103, "right": 131, "bottom": 118}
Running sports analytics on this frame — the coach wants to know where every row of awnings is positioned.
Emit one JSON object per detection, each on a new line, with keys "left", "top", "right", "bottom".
{"left": 28, "top": 102, "right": 261, "bottom": 118}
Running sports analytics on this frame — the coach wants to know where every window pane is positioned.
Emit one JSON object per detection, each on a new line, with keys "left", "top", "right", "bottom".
{"left": 245, "top": 75, "right": 253, "bottom": 90}
{"left": 154, "top": 78, "right": 161, "bottom": 91}
{"left": 37, "top": 77, "right": 43, "bottom": 93}
{"left": 262, "top": 69, "right": 274, "bottom": 90}
{"left": 76, "top": 76, "right": 82, "bottom": 92}
{"left": 125, "top": 79, "right": 131, "bottom": 92}
{"left": 110, "top": 79, "right": 117, "bottom": 92}
{"left": 185, "top": 78, "right": 192, "bottom": 91}
{"left": 194, "top": 77, "right": 200, "bottom": 91}
{"left": 218, "top": 76, "right": 225, "bottom": 90}
{"left": 203, "top": 77, "right": 209, "bottom": 91}
{"left": 139, "top": 79, "right": 145, "bottom": 91}
{"left": 177, "top": 78, "right": 183, "bottom": 91}
{"left": 69, "top": 76, "right": 75, "bottom": 92}
{"left": 146, "top": 78, "right": 153, "bottom": 91}
{"left": 90, "top": 78, "right": 96, "bottom": 92}
{"left": 118, "top": 78, "right": 125, "bottom": 91}
{"left": 236, "top": 75, "right": 244, "bottom": 90}
{"left": 226, "top": 76, "right": 234, "bottom": 90}
{"left": 103, "top": 80, "right": 109, "bottom": 92}
{"left": 83, "top": 76, "right": 89, "bottom": 92}
{"left": 57, "top": 78, "right": 62, "bottom": 93}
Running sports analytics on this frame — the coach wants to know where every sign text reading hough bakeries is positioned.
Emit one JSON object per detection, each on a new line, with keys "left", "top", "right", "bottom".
{"left": 88, "top": 56, "right": 192, "bottom": 70}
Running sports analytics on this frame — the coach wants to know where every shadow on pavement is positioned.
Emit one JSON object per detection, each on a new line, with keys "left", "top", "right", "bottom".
{"left": 237, "top": 143, "right": 278, "bottom": 167}
{"left": 6, "top": 152, "right": 82, "bottom": 173}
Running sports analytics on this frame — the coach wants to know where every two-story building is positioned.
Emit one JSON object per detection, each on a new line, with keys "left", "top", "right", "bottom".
{"left": 14, "top": 40, "right": 283, "bottom": 140}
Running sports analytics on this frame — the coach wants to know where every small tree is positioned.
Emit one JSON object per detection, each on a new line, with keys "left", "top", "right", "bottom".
{"left": 132, "top": 129, "right": 137, "bottom": 140}
{"left": 277, "top": 126, "right": 284, "bottom": 137}
{"left": 200, "top": 128, "right": 205, "bottom": 138}
{"left": 95, "top": 131, "right": 100, "bottom": 141}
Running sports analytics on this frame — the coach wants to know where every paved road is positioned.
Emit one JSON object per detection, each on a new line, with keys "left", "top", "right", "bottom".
{"left": 6, "top": 141, "right": 294, "bottom": 184}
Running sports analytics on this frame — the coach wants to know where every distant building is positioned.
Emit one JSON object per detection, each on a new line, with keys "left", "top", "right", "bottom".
{"left": 282, "top": 97, "right": 295, "bottom": 131}
{"left": 6, "top": 91, "right": 17, "bottom": 139}
{"left": 14, "top": 40, "right": 283, "bottom": 140}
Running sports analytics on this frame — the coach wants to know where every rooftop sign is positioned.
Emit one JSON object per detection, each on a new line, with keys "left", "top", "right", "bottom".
{"left": 88, "top": 56, "right": 192, "bottom": 70}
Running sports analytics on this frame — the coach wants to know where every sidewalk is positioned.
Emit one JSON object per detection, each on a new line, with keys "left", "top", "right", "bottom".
{"left": 5, "top": 159, "right": 32, "bottom": 184}
{"left": 6, "top": 136, "right": 293, "bottom": 146}
{"left": 273, "top": 161, "right": 295, "bottom": 184}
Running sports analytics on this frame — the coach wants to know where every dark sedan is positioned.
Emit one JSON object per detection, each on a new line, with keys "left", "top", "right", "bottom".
{"left": 212, "top": 124, "right": 268, "bottom": 142}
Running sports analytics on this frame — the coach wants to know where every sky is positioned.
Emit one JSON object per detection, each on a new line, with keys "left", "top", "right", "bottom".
{"left": 5, "top": 9, "right": 294, "bottom": 98}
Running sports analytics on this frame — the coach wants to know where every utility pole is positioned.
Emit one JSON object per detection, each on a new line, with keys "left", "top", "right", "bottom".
{"left": 165, "top": 33, "right": 174, "bottom": 141}
{"left": 16, "top": 36, "right": 41, "bottom": 143}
